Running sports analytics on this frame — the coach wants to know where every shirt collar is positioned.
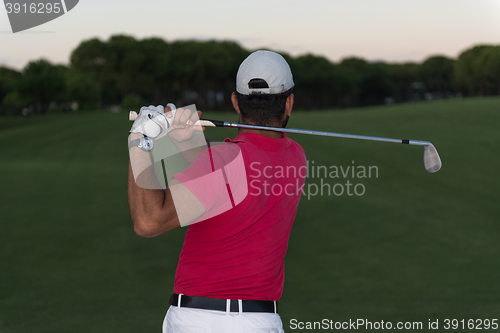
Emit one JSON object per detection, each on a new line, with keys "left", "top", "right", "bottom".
{"left": 224, "top": 132, "right": 292, "bottom": 151}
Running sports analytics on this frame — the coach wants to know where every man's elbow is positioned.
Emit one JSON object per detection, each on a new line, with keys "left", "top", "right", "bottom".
{"left": 132, "top": 215, "right": 179, "bottom": 238}
{"left": 134, "top": 226, "right": 159, "bottom": 238}
{"left": 132, "top": 217, "right": 162, "bottom": 238}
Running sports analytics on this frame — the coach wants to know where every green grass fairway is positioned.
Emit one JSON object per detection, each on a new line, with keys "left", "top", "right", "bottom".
{"left": 1, "top": 97, "right": 499, "bottom": 332}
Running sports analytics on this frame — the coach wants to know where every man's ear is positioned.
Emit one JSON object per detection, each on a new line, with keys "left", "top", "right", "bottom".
{"left": 231, "top": 92, "right": 241, "bottom": 115}
{"left": 285, "top": 94, "right": 294, "bottom": 117}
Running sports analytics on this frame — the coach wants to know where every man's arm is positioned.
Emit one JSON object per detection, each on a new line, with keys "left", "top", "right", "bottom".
{"left": 169, "top": 109, "right": 207, "bottom": 164}
{"left": 127, "top": 156, "right": 180, "bottom": 237}
{"left": 128, "top": 160, "right": 208, "bottom": 237}
{"left": 127, "top": 106, "right": 209, "bottom": 237}
{"left": 127, "top": 139, "right": 208, "bottom": 238}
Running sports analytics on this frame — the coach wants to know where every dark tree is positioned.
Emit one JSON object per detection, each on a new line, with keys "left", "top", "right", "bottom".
{"left": 18, "top": 59, "right": 66, "bottom": 114}
{"left": 420, "top": 56, "right": 456, "bottom": 96}
{"left": 455, "top": 45, "right": 494, "bottom": 96}
{"left": 340, "top": 57, "right": 395, "bottom": 106}
{"left": 294, "top": 54, "right": 356, "bottom": 109}
{"left": 0, "top": 66, "right": 22, "bottom": 116}
{"left": 70, "top": 38, "right": 110, "bottom": 108}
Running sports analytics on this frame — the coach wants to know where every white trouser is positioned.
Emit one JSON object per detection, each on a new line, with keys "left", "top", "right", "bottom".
{"left": 163, "top": 305, "right": 284, "bottom": 333}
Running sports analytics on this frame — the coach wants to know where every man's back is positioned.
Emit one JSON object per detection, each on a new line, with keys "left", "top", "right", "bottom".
{"left": 173, "top": 132, "right": 306, "bottom": 300}
{"left": 128, "top": 50, "right": 301, "bottom": 332}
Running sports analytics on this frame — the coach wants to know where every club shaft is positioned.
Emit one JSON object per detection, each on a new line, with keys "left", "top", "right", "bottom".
{"left": 217, "top": 121, "right": 432, "bottom": 147}
{"left": 129, "top": 112, "right": 439, "bottom": 172}
{"left": 128, "top": 112, "right": 432, "bottom": 147}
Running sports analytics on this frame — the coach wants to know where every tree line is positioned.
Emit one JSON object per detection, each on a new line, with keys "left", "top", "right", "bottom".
{"left": 1, "top": 35, "right": 500, "bottom": 116}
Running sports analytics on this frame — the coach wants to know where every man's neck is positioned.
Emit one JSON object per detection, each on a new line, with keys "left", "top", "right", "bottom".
{"left": 238, "top": 117, "right": 283, "bottom": 139}
{"left": 238, "top": 128, "right": 283, "bottom": 139}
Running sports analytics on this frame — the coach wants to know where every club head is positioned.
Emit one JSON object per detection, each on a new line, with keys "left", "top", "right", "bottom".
{"left": 423, "top": 145, "right": 442, "bottom": 173}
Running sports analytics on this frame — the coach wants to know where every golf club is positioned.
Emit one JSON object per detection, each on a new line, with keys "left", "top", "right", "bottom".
{"left": 129, "top": 111, "right": 442, "bottom": 173}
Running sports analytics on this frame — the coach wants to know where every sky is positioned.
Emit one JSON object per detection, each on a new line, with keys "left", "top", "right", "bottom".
{"left": 0, "top": 0, "right": 499, "bottom": 70}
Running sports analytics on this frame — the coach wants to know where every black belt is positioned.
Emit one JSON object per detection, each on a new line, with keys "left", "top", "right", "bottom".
{"left": 169, "top": 294, "right": 277, "bottom": 314}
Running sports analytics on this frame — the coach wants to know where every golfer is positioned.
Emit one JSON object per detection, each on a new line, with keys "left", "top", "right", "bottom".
{"left": 128, "top": 50, "right": 307, "bottom": 332}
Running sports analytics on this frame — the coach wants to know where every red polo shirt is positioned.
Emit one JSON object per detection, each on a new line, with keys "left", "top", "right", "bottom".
{"left": 172, "top": 132, "right": 306, "bottom": 301}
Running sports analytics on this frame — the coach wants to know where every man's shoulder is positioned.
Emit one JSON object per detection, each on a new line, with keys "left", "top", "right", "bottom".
{"left": 232, "top": 134, "right": 306, "bottom": 161}
{"left": 288, "top": 137, "right": 305, "bottom": 151}
{"left": 287, "top": 137, "right": 307, "bottom": 160}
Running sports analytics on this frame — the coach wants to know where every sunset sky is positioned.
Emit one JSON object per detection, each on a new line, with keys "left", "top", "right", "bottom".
{"left": 1, "top": 0, "right": 499, "bottom": 70}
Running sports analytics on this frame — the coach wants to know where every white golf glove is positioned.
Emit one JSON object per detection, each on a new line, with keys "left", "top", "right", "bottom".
{"left": 129, "top": 103, "right": 177, "bottom": 139}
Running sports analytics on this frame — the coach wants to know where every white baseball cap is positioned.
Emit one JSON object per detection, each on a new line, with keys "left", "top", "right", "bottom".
{"left": 236, "top": 50, "right": 294, "bottom": 95}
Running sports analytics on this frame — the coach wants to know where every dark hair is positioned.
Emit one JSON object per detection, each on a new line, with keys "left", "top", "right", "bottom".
{"left": 236, "top": 79, "right": 293, "bottom": 127}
